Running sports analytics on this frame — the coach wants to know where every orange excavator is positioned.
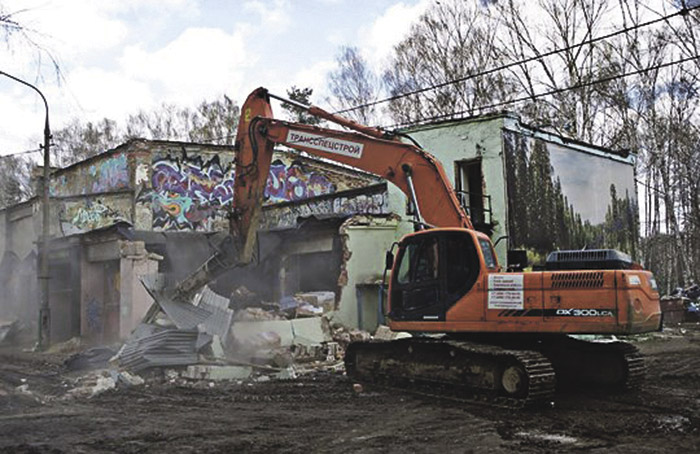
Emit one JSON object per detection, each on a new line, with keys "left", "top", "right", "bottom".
{"left": 177, "top": 87, "right": 661, "bottom": 407}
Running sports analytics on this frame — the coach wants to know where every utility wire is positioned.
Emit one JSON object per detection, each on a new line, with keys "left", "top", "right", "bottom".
{"left": 0, "top": 147, "right": 42, "bottom": 159}
{"left": 386, "top": 54, "right": 700, "bottom": 130}
{"left": 336, "top": 4, "right": 700, "bottom": 116}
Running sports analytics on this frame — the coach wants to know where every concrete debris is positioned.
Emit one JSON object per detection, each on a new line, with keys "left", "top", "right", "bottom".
{"left": 276, "top": 366, "right": 297, "bottom": 380}
{"left": 296, "top": 303, "right": 324, "bottom": 317}
{"left": 331, "top": 324, "right": 371, "bottom": 348}
{"left": 66, "top": 371, "right": 117, "bottom": 399}
{"left": 295, "top": 291, "right": 335, "bottom": 313}
{"left": 234, "top": 307, "right": 286, "bottom": 321}
{"left": 182, "top": 365, "right": 252, "bottom": 381}
{"left": 117, "top": 371, "right": 145, "bottom": 387}
{"left": 121, "top": 274, "right": 354, "bottom": 382}
{"left": 373, "top": 325, "right": 412, "bottom": 341}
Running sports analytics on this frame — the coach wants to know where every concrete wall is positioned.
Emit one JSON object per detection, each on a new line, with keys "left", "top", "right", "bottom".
{"left": 402, "top": 116, "right": 510, "bottom": 262}
{"left": 333, "top": 216, "right": 400, "bottom": 329}
{"left": 119, "top": 241, "right": 160, "bottom": 339}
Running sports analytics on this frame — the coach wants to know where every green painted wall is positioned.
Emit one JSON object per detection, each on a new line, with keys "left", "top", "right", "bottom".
{"left": 401, "top": 115, "right": 511, "bottom": 263}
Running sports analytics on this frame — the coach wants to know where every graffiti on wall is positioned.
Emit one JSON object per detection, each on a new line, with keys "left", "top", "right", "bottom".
{"left": 50, "top": 153, "right": 130, "bottom": 197}
{"left": 90, "top": 153, "right": 129, "bottom": 193}
{"left": 266, "top": 159, "right": 336, "bottom": 203}
{"left": 144, "top": 152, "right": 236, "bottom": 231}
{"left": 86, "top": 297, "right": 102, "bottom": 334}
{"left": 141, "top": 151, "right": 338, "bottom": 231}
{"left": 59, "top": 199, "right": 130, "bottom": 235}
{"left": 261, "top": 189, "right": 389, "bottom": 230}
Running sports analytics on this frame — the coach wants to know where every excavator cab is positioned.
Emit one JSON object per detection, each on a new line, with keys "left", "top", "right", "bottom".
{"left": 388, "top": 228, "right": 488, "bottom": 322}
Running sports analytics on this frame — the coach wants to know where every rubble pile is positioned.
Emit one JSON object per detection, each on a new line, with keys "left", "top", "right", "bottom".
{"left": 109, "top": 277, "right": 364, "bottom": 385}
{"left": 661, "top": 283, "right": 700, "bottom": 324}
{"left": 40, "top": 277, "right": 411, "bottom": 398}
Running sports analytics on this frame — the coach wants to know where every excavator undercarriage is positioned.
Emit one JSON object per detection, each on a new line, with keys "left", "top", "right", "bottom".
{"left": 345, "top": 335, "right": 644, "bottom": 408}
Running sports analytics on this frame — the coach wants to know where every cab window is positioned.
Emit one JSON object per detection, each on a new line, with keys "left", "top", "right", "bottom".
{"left": 478, "top": 238, "right": 498, "bottom": 269}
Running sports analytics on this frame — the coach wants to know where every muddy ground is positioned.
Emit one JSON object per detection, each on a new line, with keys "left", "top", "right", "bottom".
{"left": 0, "top": 326, "right": 698, "bottom": 454}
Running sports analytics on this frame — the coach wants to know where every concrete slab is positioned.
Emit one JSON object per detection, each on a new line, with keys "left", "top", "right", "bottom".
{"left": 182, "top": 365, "right": 252, "bottom": 381}
{"left": 231, "top": 320, "right": 295, "bottom": 347}
{"left": 290, "top": 317, "right": 330, "bottom": 346}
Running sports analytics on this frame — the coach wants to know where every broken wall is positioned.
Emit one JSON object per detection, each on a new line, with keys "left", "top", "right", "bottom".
{"left": 332, "top": 216, "right": 400, "bottom": 329}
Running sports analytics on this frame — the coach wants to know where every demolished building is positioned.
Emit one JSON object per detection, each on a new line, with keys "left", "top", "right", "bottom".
{"left": 0, "top": 111, "right": 640, "bottom": 344}
{"left": 0, "top": 139, "right": 399, "bottom": 343}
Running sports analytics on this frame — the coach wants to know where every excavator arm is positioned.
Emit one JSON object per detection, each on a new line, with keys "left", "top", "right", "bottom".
{"left": 231, "top": 87, "right": 472, "bottom": 266}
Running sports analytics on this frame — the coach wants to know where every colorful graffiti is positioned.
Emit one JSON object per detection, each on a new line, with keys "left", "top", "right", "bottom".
{"left": 90, "top": 153, "right": 130, "bottom": 193}
{"left": 142, "top": 152, "right": 337, "bottom": 231}
{"left": 260, "top": 189, "right": 389, "bottom": 230}
{"left": 145, "top": 152, "right": 235, "bottom": 231}
{"left": 266, "top": 159, "right": 336, "bottom": 202}
{"left": 50, "top": 153, "right": 130, "bottom": 197}
{"left": 59, "top": 199, "right": 130, "bottom": 235}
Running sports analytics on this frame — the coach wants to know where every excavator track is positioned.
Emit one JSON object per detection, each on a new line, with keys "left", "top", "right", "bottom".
{"left": 345, "top": 338, "right": 556, "bottom": 408}
{"left": 537, "top": 337, "right": 646, "bottom": 390}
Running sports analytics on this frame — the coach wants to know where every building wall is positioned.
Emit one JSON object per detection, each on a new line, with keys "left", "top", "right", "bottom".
{"left": 401, "top": 116, "right": 510, "bottom": 261}
{"left": 501, "top": 122, "right": 638, "bottom": 260}
{"left": 401, "top": 115, "right": 639, "bottom": 266}
{"left": 333, "top": 216, "right": 400, "bottom": 329}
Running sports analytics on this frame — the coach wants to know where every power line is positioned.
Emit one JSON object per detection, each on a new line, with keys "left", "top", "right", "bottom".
{"left": 386, "top": 54, "right": 700, "bottom": 130}
{"left": 336, "top": 4, "right": 700, "bottom": 116}
{"left": 0, "top": 147, "right": 42, "bottom": 159}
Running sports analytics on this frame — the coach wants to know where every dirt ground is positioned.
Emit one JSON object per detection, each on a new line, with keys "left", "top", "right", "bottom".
{"left": 0, "top": 325, "right": 698, "bottom": 454}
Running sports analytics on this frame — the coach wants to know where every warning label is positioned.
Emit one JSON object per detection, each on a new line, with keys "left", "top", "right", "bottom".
{"left": 286, "top": 130, "right": 364, "bottom": 159}
{"left": 488, "top": 274, "right": 524, "bottom": 310}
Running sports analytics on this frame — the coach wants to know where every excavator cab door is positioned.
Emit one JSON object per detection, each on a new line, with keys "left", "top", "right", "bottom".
{"left": 389, "top": 230, "right": 480, "bottom": 322}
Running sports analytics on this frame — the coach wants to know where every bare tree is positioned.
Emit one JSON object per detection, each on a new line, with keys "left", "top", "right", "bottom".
{"left": 0, "top": 3, "right": 61, "bottom": 80}
{"left": 0, "top": 154, "right": 33, "bottom": 208}
{"left": 327, "top": 46, "right": 382, "bottom": 124}
{"left": 52, "top": 95, "right": 241, "bottom": 168}
{"left": 495, "top": 0, "right": 613, "bottom": 141}
{"left": 382, "top": 0, "right": 515, "bottom": 125}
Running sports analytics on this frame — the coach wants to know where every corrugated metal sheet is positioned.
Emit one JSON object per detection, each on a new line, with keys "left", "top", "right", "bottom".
{"left": 196, "top": 286, "right": 234, "bottom": 344}
{"left": 139, "top": 274, "right": 234, "bottom": 345}
{"left": 117, "top": 325, "right": 203, "bottom": 372}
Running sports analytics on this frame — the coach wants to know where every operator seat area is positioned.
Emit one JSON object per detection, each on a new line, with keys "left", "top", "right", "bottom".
{"left": 390, "top": 231, "right": 480, "bottom": 321}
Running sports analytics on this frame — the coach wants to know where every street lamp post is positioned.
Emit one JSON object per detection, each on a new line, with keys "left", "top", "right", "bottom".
{"left": 0, "top": 70, "right": 52, "bottom": 350}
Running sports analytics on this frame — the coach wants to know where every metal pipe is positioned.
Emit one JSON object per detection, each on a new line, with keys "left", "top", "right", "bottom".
{"left": 0, "top": 70, "right": 51, "bottom": 350}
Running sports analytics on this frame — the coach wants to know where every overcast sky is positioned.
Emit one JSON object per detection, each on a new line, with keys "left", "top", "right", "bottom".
{"left": 0, "top": 0, "right": 432, "bottom": 156}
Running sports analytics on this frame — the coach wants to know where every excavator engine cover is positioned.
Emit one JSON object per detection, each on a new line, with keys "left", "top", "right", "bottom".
{"left": 545, "top": 249, "right": 634, "bottom": 271}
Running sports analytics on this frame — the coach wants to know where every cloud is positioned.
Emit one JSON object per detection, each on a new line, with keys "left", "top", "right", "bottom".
{"left": 119, "top": 27, "right": 251, "bottom": 105}
{"left": 359, "top": 0, "right": 431, "bottom": 69}
{"left": 243, "top": 0, "right": 292, "bottom": 33}
{"left": 2, "top": 1, "right": 128, "bottom": 59}
{"left": 58, "top": 67, "right": 155, "bottom": 120}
